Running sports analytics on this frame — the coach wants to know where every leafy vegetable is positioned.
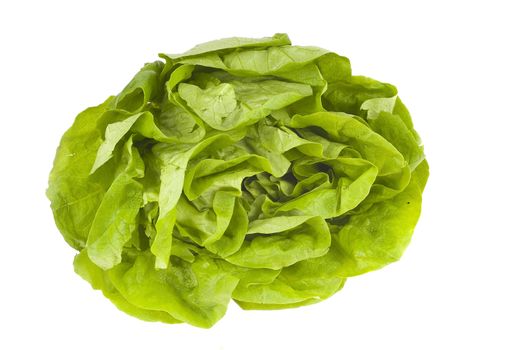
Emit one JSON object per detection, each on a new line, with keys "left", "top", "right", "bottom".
{"left": 48, "top": 33, "right": 428, "bottom": 328}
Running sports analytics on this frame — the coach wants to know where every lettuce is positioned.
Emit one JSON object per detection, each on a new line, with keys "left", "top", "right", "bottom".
{"left": 47, "top": 34, "right": 428, "bottom": 328}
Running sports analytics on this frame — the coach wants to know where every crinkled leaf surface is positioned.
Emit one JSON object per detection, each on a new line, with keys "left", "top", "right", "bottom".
{"left": 48, "top": 34, "right": 428, "bottom": 328}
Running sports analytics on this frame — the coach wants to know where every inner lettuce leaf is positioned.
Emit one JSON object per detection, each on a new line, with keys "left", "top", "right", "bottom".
{"left": 47, "top": 33, "right": 428, "bottom": 328}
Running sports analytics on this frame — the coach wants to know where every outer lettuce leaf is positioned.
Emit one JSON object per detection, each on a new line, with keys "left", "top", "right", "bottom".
{"left": 90, "top": 113, "right": 143, "bottom": 173}
{"left": 47, "top": 98, "right": 116, "bottom": 249}
{"left": 113, "top": 61, "right": 164, "bottom": 113}
{"left": 289, "top": 112, "right": 406, "bottom": 175}
{"left": 178, "top": 79, "right": 312, "bottom": 130}
{"left": 74, "top": 250, "right": 181, "bottom": 324}
{"left": 48, "top": 34, "right": 428, "bottom": 328}
{"left": 178, "top": 45, "right": 329, "bottom": 77}
{"left": 336, "top": 159, "right": 429, "bottom": 275}
{"left": 362, "top": 97, "right": 425, "bottom": 170}
{"left": 160, "top": 33, "right": 291, "bottom": 62}
{"left": 107, "top": 254, "right": 239, "bottom": 328}
{"left": 322, "top": 75, "right": 397, "bottom": 115}
{"left": 225, "top": 216, "right": 331, "bottom": 269}
{"left": 86, "top": 137, "right": 144, "bottom": 270}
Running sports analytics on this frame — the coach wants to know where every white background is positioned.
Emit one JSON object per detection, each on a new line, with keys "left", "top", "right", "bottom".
{"left": 1, "top": 0, "right": 524, "bottom": 349}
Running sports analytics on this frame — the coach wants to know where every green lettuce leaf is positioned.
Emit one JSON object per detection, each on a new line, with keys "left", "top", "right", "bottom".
{"left": 48, "top": 34, "right": 428, "bottom": 328}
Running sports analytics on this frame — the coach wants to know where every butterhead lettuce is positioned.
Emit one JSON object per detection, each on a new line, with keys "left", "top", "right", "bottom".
{"left": 47, "top": 34, "right": 428, "bottom": 328}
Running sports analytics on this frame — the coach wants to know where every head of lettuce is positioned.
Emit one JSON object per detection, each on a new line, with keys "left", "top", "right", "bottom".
{"left": 47, "top": 34, "right": 428, "bottom": 328}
